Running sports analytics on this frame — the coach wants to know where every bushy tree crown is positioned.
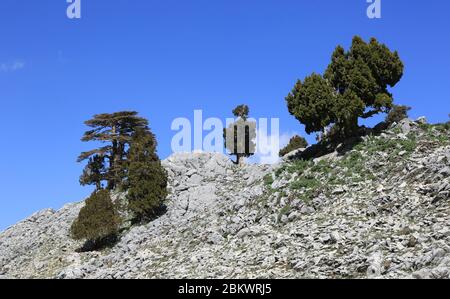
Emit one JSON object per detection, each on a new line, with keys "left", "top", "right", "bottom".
{"left": 286, "top": 36, "right": 404, "bottom": 138}
{"left": 70, "top": 190, "right": 121, "bottom": 243}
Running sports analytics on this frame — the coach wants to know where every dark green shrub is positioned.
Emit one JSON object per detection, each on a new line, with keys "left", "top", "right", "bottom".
{"left": 232, "top": 105, "right": 250, "bottom": 120}
{"left": 71, "top": 190, "right": 121, "bottom": 248}
{"left": 279, "top": 135, "right": 308, "bottom": 157}
{"left": 263, "top": 174, "right": 274, "bottom": 187}
{"left": 385, "top": 105, "right": 411, "bottom": 125}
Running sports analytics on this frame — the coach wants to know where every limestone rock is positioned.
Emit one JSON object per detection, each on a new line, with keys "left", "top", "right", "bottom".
{"left": 1, "top": 124, "right": 450, "bottom": 279}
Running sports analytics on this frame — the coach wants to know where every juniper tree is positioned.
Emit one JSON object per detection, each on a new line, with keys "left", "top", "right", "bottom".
{"left": 78, "top": 111, "right": 149, "bottom": 190}
{"left": 286, "top": 36, "right": 404, "bottom": 139}
{"left": 224, "top": 105, "right": 256, "bottom": 165}
{"left": 126, "top": 128, "right": 168, "bottom": 222}
{"left": 70, "top": 189, "right": 121, "bottom": 247}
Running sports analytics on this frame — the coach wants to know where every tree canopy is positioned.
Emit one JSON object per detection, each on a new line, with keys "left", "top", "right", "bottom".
{"left": 224, "top": 105, "right": 256, "bottom": 165}
{"left": 70, "top": 189, "right": 121, "bottom": 245}
{"left": 286, "top": 36, "right": 404, "bottom": 138}
{"left": 78, "top": 111, "right": 149, "bottom": 190}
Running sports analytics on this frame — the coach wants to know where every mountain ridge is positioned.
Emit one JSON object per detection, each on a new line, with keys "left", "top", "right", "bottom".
{"left": 1, "top": 118, "right": 449, "bottom": 279}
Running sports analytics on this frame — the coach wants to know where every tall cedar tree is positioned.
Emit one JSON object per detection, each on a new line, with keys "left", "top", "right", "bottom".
{"left": 286, "top": 36, "right": 404, "bottom": 138}
{"left": 224, "top": 105, "right": 256, "bottom": 165}
{"left": 70, "top": 189, "right": 121, "bottom": 244}
{"left": 78, "top": 111, "right": 149, "bottom": 190}
{"left": 127, "top": 128, "right": 168, "bottom": 222}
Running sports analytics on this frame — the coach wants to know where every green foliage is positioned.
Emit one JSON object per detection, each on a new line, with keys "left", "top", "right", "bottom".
{"left": 279, "top": 135, "right": 308, "bottom": 157}
{"left": 364, "top": 135, "right": 417, "bottom": 158}
{"left": 286, "top": 36, "right": 404, "bottom": 138}
{"left": 434, "top": 123, "right": 450, "bottom": 132}
{"left": 285, "top": 159, "right": 312, "bottom": 174}
{"left": 286, "top": 74, "right": 338, "bottom": 135}
{"left": 224, "top": 105, "right": 256, "bottom": 164}
{"left": 127, "top": 129, "right": 168, "bottom": 222}
{"left": 263, "top": 174, "right": 274, "bottom": 187}
{"left": 339, "top": 151, "right": 367, "bottom": 180}
{"left": 385, "top": 105, "right": 411, "bottom": 125}
{"left": 232, "top": 104, "right": 250, "bottom": 120}
{"left": 78, "top": 111, "right": 149, "bottom": 190}
{"left": 72, "top": 112, "right": 168, "bottom": 247}
{"left": 423, "top": 124, "right": 450, "bottom": 146}
{"left": 310, "top": 159, "right": 334, "bottom": 174}
{"left": 70, "top": 190, "right": 121, "bottom": 246}
{"left": 79, "top": 155, "right": 106, "bottom": 189}
{"left": 286, "top": 150, "right": 373, "bottom": 201}
{"left": 290, "top": 177, "right": 320, "bottom": 190}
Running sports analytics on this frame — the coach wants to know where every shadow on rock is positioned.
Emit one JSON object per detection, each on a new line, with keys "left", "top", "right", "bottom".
{"left": 75, "top": 234, "right": 120, "bottom": 253}
{"left": 288, "top": 122, "right": 389, "bottom": 162}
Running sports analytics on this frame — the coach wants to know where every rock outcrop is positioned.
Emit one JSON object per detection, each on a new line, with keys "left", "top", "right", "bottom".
{"left": 0, "top": 120, "right": 449, "bottom": 279}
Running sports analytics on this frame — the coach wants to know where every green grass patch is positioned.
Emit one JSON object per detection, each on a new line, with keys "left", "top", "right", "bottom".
{"left": 263, "top": 174, "right": 274, "bottom": 187}
{"left": 290, "top": 177, "right": 320, "bottom": 190}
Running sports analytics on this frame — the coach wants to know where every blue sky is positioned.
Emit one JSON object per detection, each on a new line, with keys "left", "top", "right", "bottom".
{"left": 1, "top": 0, "right": 449, "bottom": 231}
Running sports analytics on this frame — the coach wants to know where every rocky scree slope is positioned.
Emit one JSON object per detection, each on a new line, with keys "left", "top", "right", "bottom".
{"left": 0, "top": 119, "right": 449, "bottom": 279}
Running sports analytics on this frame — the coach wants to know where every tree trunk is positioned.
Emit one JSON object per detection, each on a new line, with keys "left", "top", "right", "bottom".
{"left": 342, "top": 116, "right": 359, "bottom": 138}
{"left": 108, "top": 125, "right": 118, "bottom": 190}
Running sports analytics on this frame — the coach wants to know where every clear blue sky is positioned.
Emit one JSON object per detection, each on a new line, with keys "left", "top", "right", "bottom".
{"left": 1, "top": 0, "right": 449, "bottom": 231}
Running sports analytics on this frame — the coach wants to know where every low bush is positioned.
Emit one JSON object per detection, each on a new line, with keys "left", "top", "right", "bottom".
{"left": 385, "top": 105, "right": 411, "bottom": 125}
{"left": 71, "top": 190, "right": 121, "bottom": 250}
{"left": 279, "top": 135, "right": 308, "bottom": 157}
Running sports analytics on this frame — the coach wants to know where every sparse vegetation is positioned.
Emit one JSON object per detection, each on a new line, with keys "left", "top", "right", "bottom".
{"left": 263, "top": 174, "right": 274, "bottom": 187}
{"left": 279, "top": 135, "right": 308, "bottom": 157}
{"left": 363, "top": 135, "right": 417, "bottom": 158}
{"left": 278, "top": 204, "right": 292, "bottom": 221}
{"left": 276, "top": 130, "right": 419, "bottom": 204}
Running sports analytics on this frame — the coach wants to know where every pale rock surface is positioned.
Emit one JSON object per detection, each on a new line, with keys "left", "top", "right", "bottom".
{"left": 1, "top": 120, "right": 449, "bottom": 279}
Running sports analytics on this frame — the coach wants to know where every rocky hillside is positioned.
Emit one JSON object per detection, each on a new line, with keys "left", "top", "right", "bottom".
{"left": 0, "top": 118, "right": 449, "bottom": 279}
